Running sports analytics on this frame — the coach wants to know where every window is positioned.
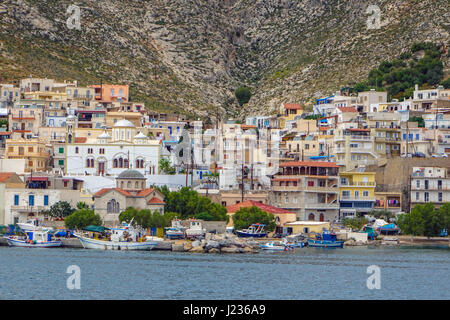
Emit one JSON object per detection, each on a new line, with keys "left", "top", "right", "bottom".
{"left": 14, "top": 195, "right": 19, "bottom": 206}
{"left": 354, "top": 191, "right": 360, "bottom": 199}
{"left": 64, "top": 181, "right": 68, "bottom": 187}
{"left": 44, "top": 195, "right": 49, "bottom": 206}
{"left": 424, "top": 192, "right": 429, "bottom": 202}
{"left": 58, "top": 160, "right": 64, "bottom": 166}
{"left": 107, "top": 199, "right": 120, "bottom": 213}
{"left": 363, "top": 191, "right": 369, "bottom": 197}
{"left": 75, "top": 147, "right": 79, "bottom": 154}
{"left": 416, "top": 192, "right": 419, "bottom": 200}
{"left": 307, "top": 181, "right": 314, "bottom": 187}
{"left": 59, "top": 147, "right": 64, "bottom": 154}
{"left": 342, "top": 191, "right": 350, "bottom": 198}
{"left": 438, "top": 193, "right": 442, "bottom": 202}
{"left": 28, "top": 147, "right": 33, "bottom": 152}
{"left": 416, "top": 180, "right": 420, "bottom": 188}
{"left": 29, "top": 195, "right": 34, "bottom": 206}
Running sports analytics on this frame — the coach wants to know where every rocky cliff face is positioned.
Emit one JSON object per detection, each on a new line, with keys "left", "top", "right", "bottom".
{"left": 0, "top": 0, "right": 448, "bottom": 118}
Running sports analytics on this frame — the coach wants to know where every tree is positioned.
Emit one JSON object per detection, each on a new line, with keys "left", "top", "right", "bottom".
{"left": 409, "top": 116, "right": 425, "bottom": 128}
{"left": 0, "top": 119, "right": 8, "bottom": 130}
{"left": 48, "top": 201, "right": 74, "bottom": 219}
{"left": 164, "top": 187, "right": 228, "bottom": 221}
{"left": 342, "top": 216, "right": 367, "bottom": 231}
{"left": 235, "top": 86, "right": 252, "bottom": 105}
{"left": 370, "top": 210, "right": 394, "bottom": 222}
{"left": 441, "top": 78, "right": 450, "bottom": 89}
{"left": 397, "top": 203, "right": 448, "bottom": 237}
{"left": 64, "top": 209, "right": 102, "bottom": 229}
{"left": 119, "top": 207, "right": 176, "bottom": 228}
{"left": 159, "top": 158, "right": 176, "bottom": 175}
{"left": 232, "top": 206, "right": 276, "bottom": 232}
{"left": 76, "top": 202, "right": 89, "bottom": 210}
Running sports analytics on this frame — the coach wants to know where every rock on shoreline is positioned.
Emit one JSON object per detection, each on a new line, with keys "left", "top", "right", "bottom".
{"left": 171, "top": 234, "right": 258, "bottom": 254}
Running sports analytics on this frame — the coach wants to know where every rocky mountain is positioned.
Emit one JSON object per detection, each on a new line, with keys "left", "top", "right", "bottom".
{"left": 0, "top": 0, "right": 449, "bottom": 119}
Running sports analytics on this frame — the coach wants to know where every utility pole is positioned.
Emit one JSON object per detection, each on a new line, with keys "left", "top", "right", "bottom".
{"left": 241, "top": 162, "right": 245, "bottom": 203}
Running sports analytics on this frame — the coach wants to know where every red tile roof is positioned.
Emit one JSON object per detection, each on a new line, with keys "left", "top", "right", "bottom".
{"left": 147, "top": 197, "right": 165, "bottom": 205}
{"left": 283, "top": 103, "right": 302, "bottom": 110}
{"left": 279, "top": 161, "right": 339, "bottom": 168}
{"left": 74, "top": 137, "right": 87, "bottom": 143}
{"left": 337, "top": 107, "right": 358, "bottom": 113}
{"left": 136, "top": 188, "right": 156, "bottom": 197}
{"left": 0, "top": 172, "right": 16, "bottom": 183}
{"left": 94, "top": 188, "right": 132, "bottom": 197}
{"left": 226, "top": 200, "right": 295, "bottom": 215}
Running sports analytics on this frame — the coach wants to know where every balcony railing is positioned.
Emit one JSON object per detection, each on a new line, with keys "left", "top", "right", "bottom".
{"left": 340, "top": 196, "right": 376, "bottom": 201}
{"left": 304, "top": 202, "right": 339, "bottom": 209}
{"left": 340, "top": 182, "right": 375, "bottom": 187}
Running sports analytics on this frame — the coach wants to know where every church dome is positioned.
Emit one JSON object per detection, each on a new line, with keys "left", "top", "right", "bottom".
{"left": 117, "top": 169, "right": 146, "bottom": 180}
{"left": 114, "top": 119, "right": 135, "bottom": 127}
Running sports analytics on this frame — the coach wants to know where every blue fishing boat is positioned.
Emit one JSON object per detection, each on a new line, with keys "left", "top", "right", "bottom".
{"left": 307, "top": 230, "right": 344, "bottom": 248}
{"left": 236, "top": 223, "right": 267, "bottom": 238}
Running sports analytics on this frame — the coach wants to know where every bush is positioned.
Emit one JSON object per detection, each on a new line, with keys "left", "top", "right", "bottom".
{"left": 235, "top": 86, "right": 252, "bottom": 105}
{"left": 398, "top": 203, "right": 450, "bottom": 237}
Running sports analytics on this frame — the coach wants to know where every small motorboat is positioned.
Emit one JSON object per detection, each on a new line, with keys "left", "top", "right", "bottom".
{"left": 259, "top": 241, "right": 292, "bottom": 251}
{"left": 237, "top": 223, "right": 267, "bottom": 238}
{"left": 5, "top": 230, "right": 62, "bottom": 248}
{"left": 307, "top": 230, "right": 344, "bottom": 248}
{"left": 185, "top": 219, "right": 206, "bottom": 240}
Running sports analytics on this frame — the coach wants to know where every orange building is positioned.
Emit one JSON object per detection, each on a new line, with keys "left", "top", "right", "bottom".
{"left": 88, "top": 84, "right": 129, "bottom": 102}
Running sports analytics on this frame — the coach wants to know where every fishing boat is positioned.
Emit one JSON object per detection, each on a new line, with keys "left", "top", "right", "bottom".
{"left": 185, "top": 219, "right": 206, "bottom": 239}
{"left": 4, "top": 229, "right": 62, "bottom": 248}
{"left": 307, "top": 230, "right": 344, "bottom": 248}
{"left": 165, "top": 227, "right": 185, "bottom": 239}
{"left": 259, "top": 241, "right": 292, "bottom": 251}
{"left": 74, "top": 223, "right": 158, "bottom": 251}
{"left": 236, "top": 223, "right": 267, "bottom": 238}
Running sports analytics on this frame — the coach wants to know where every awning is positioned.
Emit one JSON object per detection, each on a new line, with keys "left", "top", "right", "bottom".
{"left": 27, "top": 177, "right": 48, "bottom": 181}
{"left": 82, "top": 225, "right": 110, "bottom": 233}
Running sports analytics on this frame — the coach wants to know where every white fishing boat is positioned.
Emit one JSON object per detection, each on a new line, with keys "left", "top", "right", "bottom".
{"left": 4, "top": 230, "right": 62, "bottom": 248}
{"left": 74, "top": 222, "right": 158, "bottom": 251}
{"left": 185, "top": 219, "right": 206, "bottom": 239}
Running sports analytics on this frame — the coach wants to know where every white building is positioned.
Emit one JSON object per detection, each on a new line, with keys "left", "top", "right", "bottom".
{"left": 410, "top": 166, "right": 450, "bottom": 208}
{"left": 65, "top": 119, "right": 160, "bottom": 177}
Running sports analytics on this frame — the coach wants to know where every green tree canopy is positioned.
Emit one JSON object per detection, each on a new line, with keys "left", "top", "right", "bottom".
{"left": 164, "top": 187, "right": 228, "bottom": 221}
{"left": 232, "top": 206, "right": 276, "bottom": 232}
{"left": 64, "top": 208, "right": 102, "bottom": 229}
{"left": 119, "top": 207, "right": 176, "bottom": 228}
{"left": 342, "top": 216, "right": 367, "bottom": 231}
{"left": 441, "top": 78, "right": 450, "bottom": 89}
{"left": 159, "top": 158, "right": 176, "bottom": 175}
{"left": 48, "top": 201, "right": 74, "bottom": 219}
{"left": 397, "top": 203, "right": 450, "bottom": 237}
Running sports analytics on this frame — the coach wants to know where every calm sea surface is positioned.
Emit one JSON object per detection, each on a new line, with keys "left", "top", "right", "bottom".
{"left": 0, "top": 245, "right": 449, "bottom": 300}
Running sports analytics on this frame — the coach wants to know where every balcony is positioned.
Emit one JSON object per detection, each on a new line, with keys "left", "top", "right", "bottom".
{"left": 375, "top": 137, "right": 401, "bottom": 143}
{"left": 304, "top": 186, "right": 339, "bottom": 193}
{"left": 340, "top": 196, "right": 376, "bottom": 201}
{"left": 304, "top": 202, "right": 339, "bottom": 209}
{"left": 340, "top": 182, "right": 375, "bottom": 187}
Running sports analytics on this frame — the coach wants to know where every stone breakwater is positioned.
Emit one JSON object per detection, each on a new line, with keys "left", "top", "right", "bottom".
{"left": 171, "top": 234, "right": 258, "bottom": 254}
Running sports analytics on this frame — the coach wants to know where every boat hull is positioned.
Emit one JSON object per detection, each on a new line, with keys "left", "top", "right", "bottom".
{"left": 307, "top": 240, "right": 344, "bottom": 248}
{"left": 260, "top": 245, "right": 288, "bottom": 251}
{"left": 236, "top": 231, "right": 267, "bottom": 238}
{"left": 5, "top": 237, "right": 62, "bottom": 248}
{"left": 75, "top": 234, "right": 157, "bottom": 250}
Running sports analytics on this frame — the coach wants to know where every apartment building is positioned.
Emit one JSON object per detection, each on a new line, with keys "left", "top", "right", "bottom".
{"left": 339, "top": 168, "right": 376, "bottom": 218}
{"left": 4, "top": 175, "right": 82, "bottom": 224}
{"left": 334, "top": 127, "right": 377, "bottom": 170}
{"left": 356, "top": 89, "right": 387, "bottom": 113}
{"left": 88, "top": 84, "right": 129, "bottom": 103}
{"left": 278, "top": 103, "right": 303, "bottom": 129}
{"left": 410, "top": 166, "right": 449, "bottom": 208}
{"left": 0, "top": 84, "right": 20, "bottom": 108}
{"left": 8, "top": 104, "right": 44, "bottom": 137}
{"left": 270, "top": 161, "right": 340, "bottom": 222}
{"left": 4, "top": 138, "right": 50, "bottom": 172}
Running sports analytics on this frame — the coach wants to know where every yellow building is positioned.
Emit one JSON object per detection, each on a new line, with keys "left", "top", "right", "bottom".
{"left": 105, "top": 112, "right": 142, "bottom": 128}
{"left": 278, "top": 103, "right": 303, "bottom": 129}
{"left": 339, "top": 169, "right": 376, "bottom": 218}
{"left": 23, "top": 91, "right": 68, "bottom": 101}
{"left": 5, "top": 138, "right": 50, "bottom": 172}
{"left": 283, "top": 221, "right": 330, "bottom": 234}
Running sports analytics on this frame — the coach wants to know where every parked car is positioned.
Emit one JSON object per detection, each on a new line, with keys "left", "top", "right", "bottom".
{"left": 401, "top": 153, "right": 412, "bottom": 158}
{"left": 412, "top": 152, "right": 426, "bottom": 158}
{"left": 432, "top": 153, "right": 448, "bottom": 158}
